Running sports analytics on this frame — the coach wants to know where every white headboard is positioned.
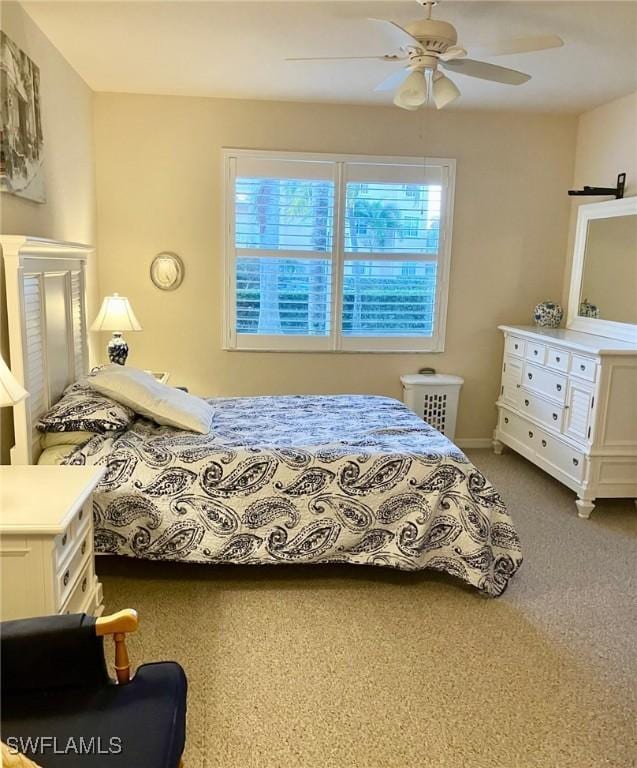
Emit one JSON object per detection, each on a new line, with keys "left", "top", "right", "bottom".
{"left": 1, "top": 236, "right": 93, "bottom": 464}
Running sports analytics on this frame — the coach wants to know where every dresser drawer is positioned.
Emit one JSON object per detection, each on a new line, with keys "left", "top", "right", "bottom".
{"left": 505, "top": 336, "right": 525, "bottom": 357}
{"left": 499, "top": 408, "right": 535, "bottom": 445}
{"left": 525, "top": 342, "right": 546, "bottom": 364}
{"left": 535, "top": 431, "right": 586, "bottom": 482}
{"left": 571, "top": 354, "right": 597, "bottom": 382}
{"left": 60, "top": 559, "right": 95, "bottom": 615}
{"left": 546, "top": 346, "right": 569, "bottom": 372}
{"left": 499, "top": 408, "right": 585, "bottom": 482}
{"left": 56, "top": 527, "right": 92, "bottom": 609}
{"left": 519, "top": 392, "right": 564, "bottom": 431}
{"left": 523, "top": 362, "right": 567, "bottom": 403}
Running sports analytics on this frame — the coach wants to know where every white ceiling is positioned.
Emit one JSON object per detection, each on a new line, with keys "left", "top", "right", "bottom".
{"left": 22, "top": 1, "right": 637, "bottom": 112}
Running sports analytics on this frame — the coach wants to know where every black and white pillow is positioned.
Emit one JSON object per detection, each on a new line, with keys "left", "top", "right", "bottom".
{"left": 37, "top": 379, "right": 135, "bottom": 434}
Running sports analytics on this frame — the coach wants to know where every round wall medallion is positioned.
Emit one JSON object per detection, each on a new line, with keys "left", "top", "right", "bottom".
{"left": 150, "top": 252, "right": 184, "bottom": 291}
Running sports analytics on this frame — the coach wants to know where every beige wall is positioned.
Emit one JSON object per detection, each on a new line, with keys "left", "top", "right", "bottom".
{"left": 94, "top": 93, "right": 576, "bottom": 440}
{"left": 562, "top": 91, "right": 637, "bottom": 309}
{"left": 0, "top": 2, "right": 96, "bottom": 463}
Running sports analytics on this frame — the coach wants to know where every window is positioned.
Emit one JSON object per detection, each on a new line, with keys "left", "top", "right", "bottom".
{"left": 224, "top": 150, "right": 455, "bottom": 352}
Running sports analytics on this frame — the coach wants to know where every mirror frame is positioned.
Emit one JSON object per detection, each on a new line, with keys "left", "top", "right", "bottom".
{"left": 567, "top": 196, "right": 637, "bottom": 343}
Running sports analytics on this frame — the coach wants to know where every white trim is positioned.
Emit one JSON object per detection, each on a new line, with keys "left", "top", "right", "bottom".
{"left": 567, "top": 197, "right": 637, "bottom": 343}
{"left": 222, "top": 149, "right": 455, "bottom": 353}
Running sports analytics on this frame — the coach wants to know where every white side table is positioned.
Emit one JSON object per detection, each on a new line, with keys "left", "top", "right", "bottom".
{"left": 0, "top": 466, "right": 105, "bottom": 620}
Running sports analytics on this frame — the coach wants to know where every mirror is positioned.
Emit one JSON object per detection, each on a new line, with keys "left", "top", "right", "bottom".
{"left": 579, "top": 214, "right": 637, "bottom": 324}
{"left": 568, "top": 198, "right": 637, "bottom": 343}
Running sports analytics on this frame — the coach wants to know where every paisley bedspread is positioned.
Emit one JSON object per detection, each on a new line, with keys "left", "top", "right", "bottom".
{"left": 66, "top": 395, "right": 522, "bottom": 596}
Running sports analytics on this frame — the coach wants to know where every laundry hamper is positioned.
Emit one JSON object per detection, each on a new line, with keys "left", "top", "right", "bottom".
{"left": 400, "top": 374, "right": 464, "bottom": 440}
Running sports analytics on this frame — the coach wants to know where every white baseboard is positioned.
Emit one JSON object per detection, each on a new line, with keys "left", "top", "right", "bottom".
{"left": 455, "top": 438, "right": 493, "bottom": 449}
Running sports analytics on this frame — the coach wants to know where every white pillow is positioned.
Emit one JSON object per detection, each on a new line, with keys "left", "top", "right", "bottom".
{"left": 90, "top": 366, "right": 214, "bottom": 434}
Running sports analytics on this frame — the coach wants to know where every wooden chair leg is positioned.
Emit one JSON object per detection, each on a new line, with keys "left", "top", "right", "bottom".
{"left": 95, "top": 609, "right": 138, "bottom": 685}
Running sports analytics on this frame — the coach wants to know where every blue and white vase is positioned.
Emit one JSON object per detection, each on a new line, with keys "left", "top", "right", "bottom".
{"left": 534, "top": 301, "right": 563, "bottom": 328}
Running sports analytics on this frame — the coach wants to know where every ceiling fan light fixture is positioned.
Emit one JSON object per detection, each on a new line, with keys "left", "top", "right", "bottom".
{"left": 432, "top": 72, "right": 460, "bottom": 109}
{"left": 395, "top": 69, "right": 428, "bottom": 108}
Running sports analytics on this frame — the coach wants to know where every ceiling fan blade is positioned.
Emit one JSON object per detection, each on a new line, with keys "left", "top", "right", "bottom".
{"left": 374, "top": 67, "right": 412, "bottom": 93}
{"left": 286, "top": 55, "right": 400, "bottom": 62}
{"left": 441, "top": 59, "right": 530, "bottom": 85}
{"left": 368, "top": 18, "right": 421, "bottom": 50}
{"left": 439, "top": 46, "right": 467, "bottom": 62}
{"left": 472, "top": 35, "right": 564, "bottom": 58}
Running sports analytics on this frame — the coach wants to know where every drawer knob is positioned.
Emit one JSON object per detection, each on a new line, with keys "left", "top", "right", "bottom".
{"left": 533, "top": 350, "right": 538, "bottom": 355}
{"left": 524, "top": 399, "right": 529, "bottom": 406}
{"left": 528, "top": 431, "right": 534, "bottom": 438}
{"left": 514, "top": 344, "right": 519, "bottom": 350}
{"left": 63, "top": 570, "right": 70, "bottom": 587}
{"left": 541, "top": 439, "right": 547, "bottom": 447}
{"left": 81, "top": 577, "right": 88, "bottom": 593}
{"left": 556, "top": 356, "right": 561, "bottom": 363}
{"left": 572, "top": 458, "right": 579, "bottom": 466}
{"left": 527, "top": 373, "right": 533, "bottom": 380}
{"left": 552, "top": 413, "right": 558, "bottom": 421}
{"left": 81, "top": 541, "right": 87, "bottom": 555}
{"left": 580, "top": 364, "right": 586, "bottom": 371}
{"left": 504, "top": 417, "right": 509, "bottom": 424}
{"left": 556, "top": 384, "right": 562, "bottom": 392}
{"left": 62, "top": 534, "right": 67, "bottom": 547}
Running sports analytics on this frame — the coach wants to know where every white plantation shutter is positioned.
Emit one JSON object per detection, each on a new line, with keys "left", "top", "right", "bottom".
{"left": 229, "top": 154, "right": 336, "bottom": 350}
{"left": 225, "top": 151, "right": 455, "bottom": 352}
{"left": 341, "top": 162, "right": 448, "bottom": 351}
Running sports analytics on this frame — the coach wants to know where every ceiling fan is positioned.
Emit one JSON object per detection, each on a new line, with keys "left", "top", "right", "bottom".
{"left": 286, "top": 1, "right": 563, "bottom": 110}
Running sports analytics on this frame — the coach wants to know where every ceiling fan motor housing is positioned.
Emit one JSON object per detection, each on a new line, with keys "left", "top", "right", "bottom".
{"left": 404, "top": 19, "right": 458, "bottom": 54}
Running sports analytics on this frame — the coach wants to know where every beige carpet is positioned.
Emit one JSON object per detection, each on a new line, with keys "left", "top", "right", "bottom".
{"left": 97, "top": 449, "right": 637, "bottom": 768}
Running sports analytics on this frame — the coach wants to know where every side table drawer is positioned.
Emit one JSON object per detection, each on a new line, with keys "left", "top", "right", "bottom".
{"left": 55, "top": 498, "right": 91, "bottom": 571}
{"left": 56, "top": 527, "right": 92, "bottom": 608}
{"left": 61, "top": 559, "right": 95, "bottom": 614}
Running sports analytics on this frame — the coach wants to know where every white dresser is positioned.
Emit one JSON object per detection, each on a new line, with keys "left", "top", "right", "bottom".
{"left": 494, "top": 325, "right": 637, "bottom": 518}
{"left": 0, "top": 466, "right": 105, "bottom": 620}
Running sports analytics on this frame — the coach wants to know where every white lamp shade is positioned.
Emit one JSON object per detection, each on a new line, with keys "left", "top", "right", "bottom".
{"left": 395, "top": 70, "right": 428, "bottom": 109}
{"left": 432, "top": 73, "right": 460, "bottom": 109}
{"left": 0, "top": 354, "right": 28, "bottom": 407}
{"left": 90, "top": 293, "right": 142, "bottom": 333}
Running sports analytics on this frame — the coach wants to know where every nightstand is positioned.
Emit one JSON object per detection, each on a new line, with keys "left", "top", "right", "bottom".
{"left": 145, "top": 370, "right": 170, "bottom": 384}
{"left": 0, "top": 466, "right": 105, "bottom": 621}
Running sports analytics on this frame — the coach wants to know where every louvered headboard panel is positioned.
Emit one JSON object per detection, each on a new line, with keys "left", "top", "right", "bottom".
{"left": 1, "top": 236, "right": 93, "bottom": 464}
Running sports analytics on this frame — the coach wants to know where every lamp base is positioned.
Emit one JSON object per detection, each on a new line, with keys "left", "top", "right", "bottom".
{"left": 107, "top": 333, "right": 129, "bottom": 365}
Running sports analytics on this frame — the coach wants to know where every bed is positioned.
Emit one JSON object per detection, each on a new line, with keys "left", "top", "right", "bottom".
{"left": 3, "top": 236, "right": 522, "bottom": 596}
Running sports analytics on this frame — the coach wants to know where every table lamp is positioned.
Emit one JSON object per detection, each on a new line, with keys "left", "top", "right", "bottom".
{"left": 0, "top": 353, "right": 28, "bottom": 407}
{"left": 90, "top": 293, "right": 142, "bottom": 365}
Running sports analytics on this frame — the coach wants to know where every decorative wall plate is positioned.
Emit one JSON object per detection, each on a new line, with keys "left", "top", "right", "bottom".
{"left": 150, "top": 252, "right": 184, "bottom": 291}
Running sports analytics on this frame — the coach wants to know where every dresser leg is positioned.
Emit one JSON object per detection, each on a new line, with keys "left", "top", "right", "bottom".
{"left": 575, "top": 497, "right": 595, "bottom": 519}
{"left": 492, "top": 438, "right": 504, "bottom": 455}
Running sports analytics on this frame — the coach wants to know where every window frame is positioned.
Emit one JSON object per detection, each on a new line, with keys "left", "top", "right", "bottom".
{"left": 222, "top": 149, "right": 456, "bottom": 353}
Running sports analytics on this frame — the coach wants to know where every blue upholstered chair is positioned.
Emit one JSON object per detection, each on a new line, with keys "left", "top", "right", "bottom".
{"left": 1, "top": 610, "right": 187, "bottom": 767}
